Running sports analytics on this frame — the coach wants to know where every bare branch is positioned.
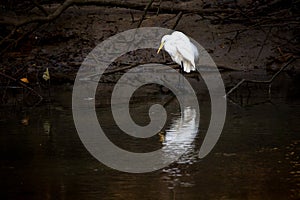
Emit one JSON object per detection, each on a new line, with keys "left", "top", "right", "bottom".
{"left": 0, "top": 0, "right": 237, "bottom": 52}
{"left": 137, "top": 0, "right": 155, "bottom": 28}
{"left": 171, "top": 11, "right": 183, "bottom": 30}
{"left": 30, "top": 0, "right": 49, "bottom": 16}
{"left": 1, "top": 0, "right": 236, "bottom": 27}
{"left": 256, "top": 27, "right": 272, "bottom": 60}
{"left": 0, "top": 72, "right": 43, "bottom": 106}
{"left": 226, "top": 58, "right": 296, "bottom": 97}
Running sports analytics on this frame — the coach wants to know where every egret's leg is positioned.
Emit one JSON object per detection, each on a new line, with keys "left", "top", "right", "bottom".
{"left": 180, "top": 61, "right": 184, "bottom": 74}
{"left": 178, "top": 61, "right": 184, "bottom": 88}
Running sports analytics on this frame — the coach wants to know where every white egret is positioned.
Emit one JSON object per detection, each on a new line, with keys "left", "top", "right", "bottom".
{"left": 157, "top": 31, "right": 199, "bottom": 73}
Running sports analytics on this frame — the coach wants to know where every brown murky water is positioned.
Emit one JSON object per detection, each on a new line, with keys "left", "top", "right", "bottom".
{"left": 0, "top": 82, "right": 299, "bottom": 200}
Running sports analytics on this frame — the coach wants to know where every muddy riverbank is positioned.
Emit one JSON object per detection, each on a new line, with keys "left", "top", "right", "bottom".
{"left": 0, "top": 1, "right": 299, "bottom": 106}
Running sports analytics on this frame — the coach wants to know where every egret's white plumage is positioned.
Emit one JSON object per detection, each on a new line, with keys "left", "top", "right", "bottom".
{"left": 157, "top": 31, "right": 199, "bottom": 73}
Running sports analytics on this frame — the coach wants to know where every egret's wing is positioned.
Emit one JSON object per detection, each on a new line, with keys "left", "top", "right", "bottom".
{"left": 175, "top": 40, "right": 195, "bottom": 66}
{"left": 163, "top": 41, "right": 177, "bottom": 58}
{"left": 191, "top": 42, "right": 199, "bottom": 60}
{"left": 163, "top": 32, "right": 199, "bottom": 69}
{"left": 172, "top": 31, "right": 199, "bottom": 61}
{"left": 172, "top": 31, "right": 190, "bottom": 43}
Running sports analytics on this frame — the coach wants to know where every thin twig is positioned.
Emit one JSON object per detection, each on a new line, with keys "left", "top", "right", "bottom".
{"left": 30, "top": 0, "right": 49, "bottom": 16}
{"left": 0, "top": 72, "right": 43, "bottom": 106}
{"left": 171, "top": 11, "right": 183, "bottom": 30}
{"left": 2, "top": 80, "right": 11, "bottom": 104}
{"left": 226, "top": 79, "right": 246, "bottom": 96}
{"left": 104, "top": 63, "right": 144, "bottom": 75}
{"left": 226, "top": 31, "right": 239, "bottom": 53}
{"left": 1, "top": 0, "right": 236, "bottom": 27}
{"left": 0, "top": 23, "right": 43, "bottom": 56}
{"left": 256, "top": 27, "right": 272, "bottom": 60}
{"left": 156, "top": 0, "right": 163, "bottom": 15}
{"left": 129, "top": 10, "right": 135, "bottom": 23}
{"left": 0, "top": 0, "right": 237, "bottom": 52}
{"left": 137, "top": 0, "right": 155, "bottom": 28}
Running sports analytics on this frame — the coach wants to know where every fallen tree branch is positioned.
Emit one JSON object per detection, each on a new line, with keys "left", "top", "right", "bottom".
{"left": 0, "top": 22, "right": 43, "bottom": 56}
{"left": 0, "top": 0, "right": 237, "bottom": 52}
{"left": 83, "top": 60, "right": 237, "bottom": 82}
{"left": 1, "top": 0, "right": 236, "bottom": 27}
{"left": 0, "top": 72, "right": 43, "bottom": 106}
{"left": 226, "top": 58, "right": 296, "bottom": 97}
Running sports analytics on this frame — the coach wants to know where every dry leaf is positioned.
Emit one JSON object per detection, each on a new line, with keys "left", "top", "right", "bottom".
{"left": 43, "top": 68, "right": 50, "bottom": 81}
{"left": 21, "top": 117, "right": 29, "bottom": 126}
{"left": 158, "top": 131, "right": 165, "bottom": 143}
{"left": 20, "top": 77, "right": 29, "bottom": 83}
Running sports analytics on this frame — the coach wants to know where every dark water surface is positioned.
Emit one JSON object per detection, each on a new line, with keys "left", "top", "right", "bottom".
{"left": 0, "top": 85, "right": 299, "bottom": 200}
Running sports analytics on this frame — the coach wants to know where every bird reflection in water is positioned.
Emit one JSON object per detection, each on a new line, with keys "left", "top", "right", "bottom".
{"left": 160, "top": 106, "right": 199, "bottom": 191}
{"left": 161, "top": 106, "right": 198, "bottom": 164}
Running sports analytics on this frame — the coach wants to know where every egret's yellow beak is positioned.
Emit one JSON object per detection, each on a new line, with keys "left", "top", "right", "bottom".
{"left": 157, "top": 42, "right": 164, "bottom": 54}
